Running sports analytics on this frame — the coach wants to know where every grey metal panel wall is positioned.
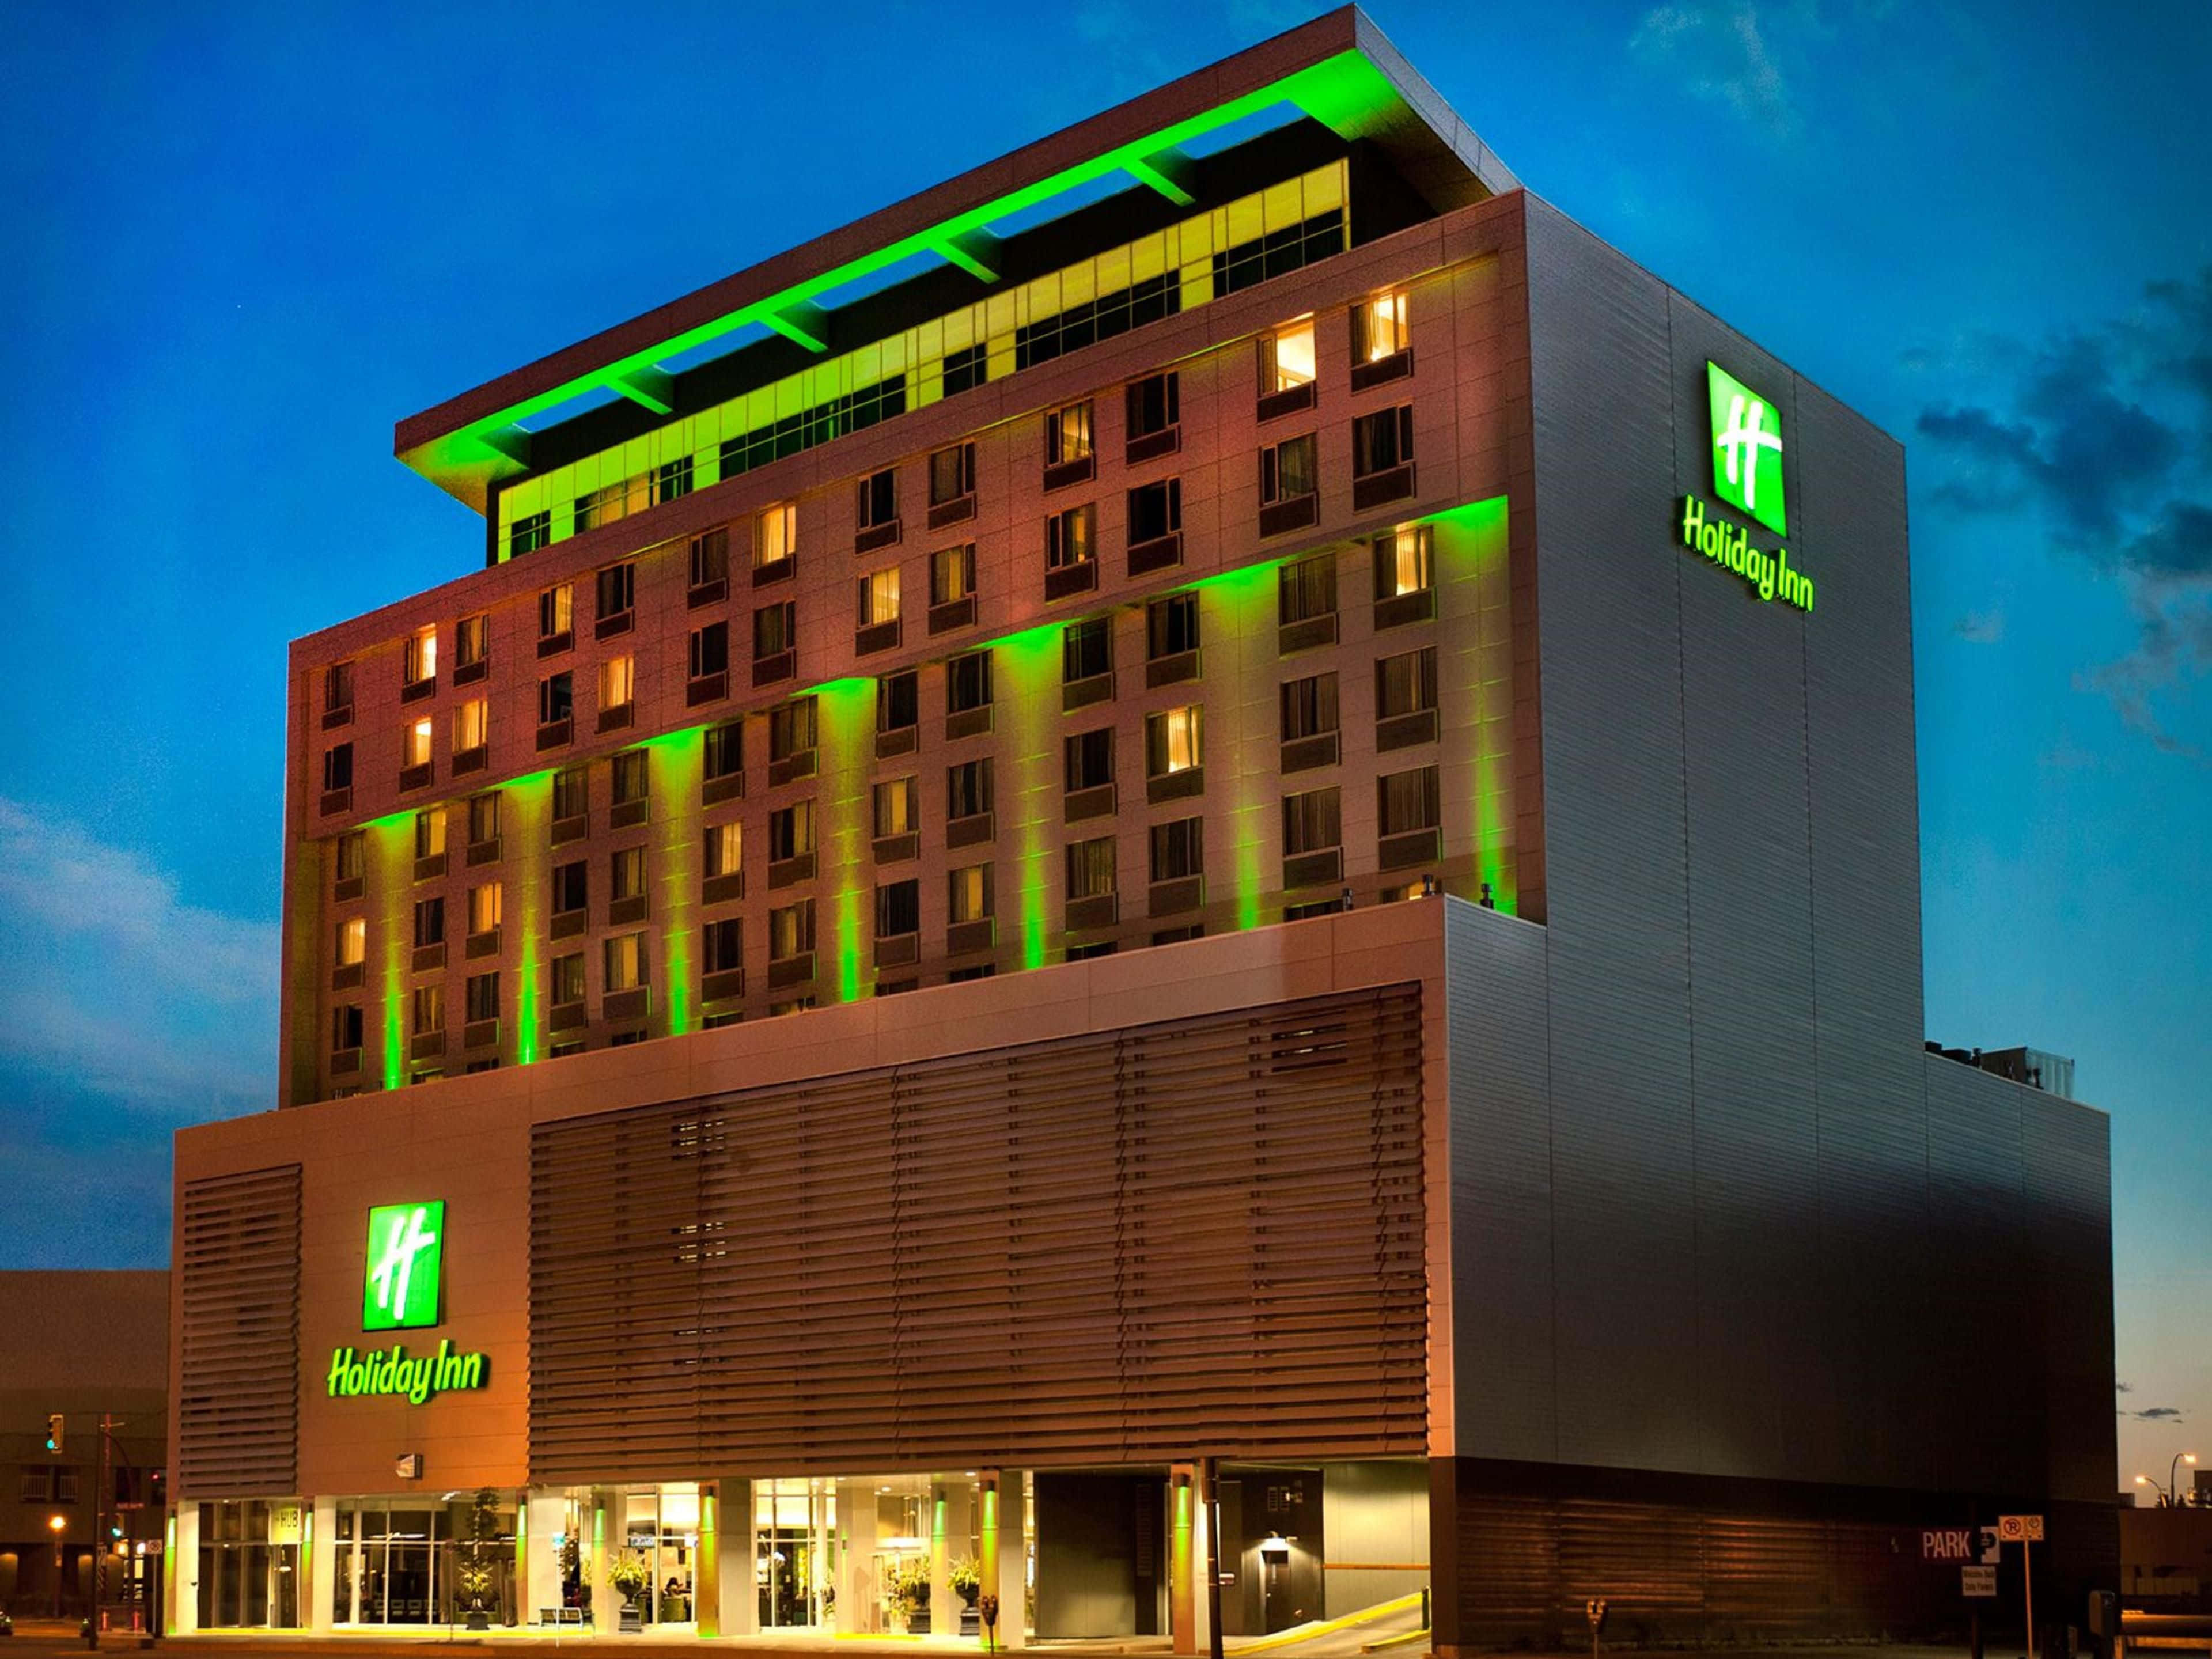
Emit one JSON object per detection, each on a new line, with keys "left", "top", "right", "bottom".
{"left": 2022, "top": 1085, "right": 2118, "bottom": 1503}
{"left": 1443, "top": 900, "right": 1555, "bottom": 1462}
{"left": 1518, "top": 196, "right": 1700, "bottom": 1475}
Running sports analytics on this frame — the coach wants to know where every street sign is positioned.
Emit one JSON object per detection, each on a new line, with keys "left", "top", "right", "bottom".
{"left": 1963, "top": 1566, "right": 1998, "bottom": 1598}
{"left": 1998, "top": 1514, "right": 2046, "bottom": 1543}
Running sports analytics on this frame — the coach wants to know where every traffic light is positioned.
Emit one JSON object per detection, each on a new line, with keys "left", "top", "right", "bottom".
{"left": 45, "top": 1414, "right": 63, "bottom": 1453}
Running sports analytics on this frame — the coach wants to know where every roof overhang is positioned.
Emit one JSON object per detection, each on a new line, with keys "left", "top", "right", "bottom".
{"left": 393, "top": 5, "right": 1515, "bottom": 513}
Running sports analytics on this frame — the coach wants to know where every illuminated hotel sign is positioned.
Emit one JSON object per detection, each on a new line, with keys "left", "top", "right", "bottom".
{"left": 330, "top": 1199, "right": 489, "bottom": 1403}
{"left": 1677, "top": 362, "right": 1815, "bottom": 612}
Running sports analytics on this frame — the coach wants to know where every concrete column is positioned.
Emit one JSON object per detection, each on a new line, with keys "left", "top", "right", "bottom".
{"left": 980, "top": 1470, "right": 1027, "bottom": 1650}
{"left": 169, "top": 1505, "right": 199, "bottom": 1635}
{"left": 308, "top": 1498, "right": 338, "bottom": 1631}
{"left": 837, "top": 1479, "right": 880, "bottom": 1635}
{"left": 933, "top": 1480, "right": 972, "bottom": 1635}
{"left": 1169, "top": 1465, "right": 1200, "bottom": 1656}
{"left": 525, "top": 1491, "right": 566, "bottom": 1624}
{"left": 698, "top": 1478, "right": 756, "bottom": 1636}
{"left": 588, "top": 1489, "right": 615, "bottom": 1631}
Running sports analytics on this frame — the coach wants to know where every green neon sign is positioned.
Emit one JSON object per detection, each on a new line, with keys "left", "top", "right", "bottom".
{"left": 1707, "top": 361, "right": 1787, "bottom": 536}
{"left": 1679, "top": 497, "right": 1815, "bottom": 611}
{"left": 362, "top": 1201, "right": 445, "bottom": 1331}
{"left": 326, "top": 1340, "right": 488, "bottom": 1404}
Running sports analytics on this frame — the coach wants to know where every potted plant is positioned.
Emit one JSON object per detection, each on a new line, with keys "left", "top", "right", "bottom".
{"left": 951, "top": 1557, "right": 982, "bottom": 1635}
{"left": 885, "top": 1559, "right": 929, "bottom": 1634}
{"left": 458, "top": 1488, "right": 499, "bottom": 1629}
{"left": 609, "top": 1554, "right": 651, "bottom": 1633}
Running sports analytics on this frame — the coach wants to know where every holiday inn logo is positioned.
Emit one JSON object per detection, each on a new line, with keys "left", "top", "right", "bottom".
{"left": 362, "top": 1200, "right": 444, "bottom": 1331}
{"left": 1707, "top": 361, "right": 1787, "bottom": 536}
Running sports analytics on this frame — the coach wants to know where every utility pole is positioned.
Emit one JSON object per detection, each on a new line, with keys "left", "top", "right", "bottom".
{"left": 94, "top": 1412, "right": 112, "bottom": 1637}
{"left": 1202, "top": 1458, "right": 1224, "bottom": 1659}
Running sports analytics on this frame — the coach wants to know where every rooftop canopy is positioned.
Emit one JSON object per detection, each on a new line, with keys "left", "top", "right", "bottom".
{"left": 393, "top": 5, "right": 1514, "bottom": 513}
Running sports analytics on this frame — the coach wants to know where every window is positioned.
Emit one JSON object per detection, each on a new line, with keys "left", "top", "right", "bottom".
{"left": 930, "top": 544, "right": 975, "bottom": 605}
{"left": 468, "top": 881, "right": 502, "bottom": 936}
{"left": 610, "top": 847, "right": 646, "bottom": 904}
{"left": 873, "top": 777, "right": 917, "bottom": 837}
{"left": 756, "top": 502, "right": 796, "bottom": 568}
{"left": 324, "top": 660, "right": 354, "bottom": 714}
{"left": 454, "top": 698, "right": 488, "bottom": 753}
{"left": 1262, "top": 432, "right": 1318, "bottom": 504}
{"left": 415, "top": 807, "right": 447, "bottom": 859}
{"left": 1283, "top": 786, "right": 1342, "bottom": 855}
{"left": 769, "top": 696, "right": 816, "bottom": 762}
{"left": 930, "top": 442, "right": 975, "bottom": 506}
{"left": 754, "top": 600, "right": 797, "bottom": 659}
{"left": 552, "top": 766, "right": 587, "bottom": 822}
{"left": 943, "top": 342, "right": 988, "bottom": 396}
{"left": 1377, "top": 646, "right": 1439, "bottom": 719}
{"left": 1047, "top": 502, "right": 1095, "bottom": 569}
{"left": 857, "top": 567, "right": 902, "bottom": 627}
{"left": 949, "top": 863, "right": 992, "bottom": 924}
{"left": 403, "top": 715, "right": 434, "bottom": 767}
{"left": 768, "top": 800, "right": 815, "bottom": 861}
{"left": 1064, "top": 728, "right": 1114, "bottom": 793}
{"left": 510, "top": 510, "right": 551, "bottom": 558}
{"left": 1263, "top": 317, "right": 1317, "bottom": 391}
{"left": 1063, "top": 617, "right": 1111, "bottom": 684}
{"left": 412, "top": 983, "right": 444, "bottom": 1036}
{"left": 455, "top": 614, "right": 489, "bottom": 672}
{"left": 599, "top": 654, "right": 635, "bottom": 712}
{"left": 1279, "top": 552, "right": 1338, "bottom": 624}
{"left": 1281, "top": 673, "right": 1340, "bottom": 740}
{"left": 768, "top": 899, "right": 815, "bottom": 962}
{"left": 467, "top": 793, "right": 499, "bottom": 846}
{"left": 705, "top": 820, "right": 741, "bottom": 879}
{"left": 705, "top": 722, "right": 743, "bottom": 781}
{"left": 703, "top": 917, "right": 743, "bottom": 974}
{"left": 685, "top": 529, "right": 728, "bottom": 593}
{"left": 1145, "top": 706, "right": 1202, "bottom": 775}
{"left": 1353, "top": 405, "right": 1415, "bottom": 476}
{"left": 657, "top": 456, "right": 694, "bottom": 503}
{"left": 596, "top": 562, "right": 635, "bottom": 623}
{"left": 1066, "top": 835, "right": 1116, "bottom": 900}
{"left": 404, "top": 624, "right": 438, "bottom": 687}
{"left": 947, "top": 757, "right": 993, "bottom": 821}
{"left": 878, "top": 671, "right": 918, "bottom": 736}
{"left": 336, "top": 830, "right": 365, "bottom": 884}
{"left": 857, "top": 468, "right": 897, "bottom": 531}
{"left": 332, "top": 1005, "right": 364, "bottom": 1053}
{"left": 1128, "top": 478, "right": 1181, "bottom": 544}
{"left": 690, "top": 620, "right": 730, "bottom": 681}
{"left": 613, "top": 749, "right": 649, "bottom": 808}
{"left": 1126, "top": 372, "right": 1179, "bottom": 440}
{"left": 323, "top": 743, "right": 354, "bottom": 791}
{"left": 539, "top": 582, "right": 574, "bottom": 641}
{"left": 1378, "top": 765, "right": 1441, "bottom": 835}
{"left": 336, "top": 916, "right": 365, "bottom": 967}
{"left": 1374, "top": 526, "right": 1433, "bottom": 598}
{"left": 1150, "top": 816, "right": 1204, "bottom": 882}
{"left": 1066, "top": 938, "right": 1118, "bottom": 963}
{"left": 574, "top": 481, "right": 626, "bottom": 533}
{"left": 1047, "top": 400, "right": 1094, "bottom": 464}
{"left": 948, "top": 963, "right": 996, "bottom": 983}
{"left": 465, "top": 972, "right": 500, "bottom": 1024}
{"left": 551, "top": 952, "right": 585, "bottom": 1007}
{"left": 604, "top": 931, "right": 647, "bottom": 992}
{"left": 1354, "top": 289, "right": 1410, "bottom": 361}
{"left": 539, "top": 671, "right": 573, "bottom": 725}
{"left": 946, "top": 650, "right": 993, "bottom": 714}
{"left": 876, "top": 878, "right": 920, "bottom": 939}
{"left": 552, "top": 859, "right": 587, "bottom": 915}
{"left": 1147, "top": 593, "right": 1199, "bottom": 660}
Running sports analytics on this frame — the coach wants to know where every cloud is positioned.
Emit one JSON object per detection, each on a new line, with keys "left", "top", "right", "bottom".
{"left": 1631, "top": 3, "right": 1803, "bottom": 137}
{"left": 2119, "top": 1381, "right": 2135, "bottom": 1393}
{"left": 1915, "top": 267, "right": 2212, "bottom": 759}
{"left": 1953, "top": 608, "right": 2005, "bottom": 644}
{"left": 2133, "top": 1406, "right": 2186, "bottom": 1421}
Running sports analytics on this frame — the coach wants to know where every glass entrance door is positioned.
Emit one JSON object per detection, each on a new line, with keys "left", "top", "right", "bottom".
{"left": 755, "top": 1479, "right": 838, "bottom": 1629}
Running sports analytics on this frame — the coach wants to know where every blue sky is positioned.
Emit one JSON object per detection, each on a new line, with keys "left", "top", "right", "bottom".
{"left": 1, "top": 1, "right": 2205, "bottom": 1484}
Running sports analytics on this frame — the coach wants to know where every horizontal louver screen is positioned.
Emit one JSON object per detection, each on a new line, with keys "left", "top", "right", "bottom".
{"left": 177, "top": 1164, "right": 301, "bottom": 1494}
{"left": 531, "top": 985, "right": 1425, "bottom": 1480}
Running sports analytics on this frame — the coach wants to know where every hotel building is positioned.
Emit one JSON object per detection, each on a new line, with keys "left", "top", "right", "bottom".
{"left": 169, "top": 9, "right": 2116, "bottom": 1647}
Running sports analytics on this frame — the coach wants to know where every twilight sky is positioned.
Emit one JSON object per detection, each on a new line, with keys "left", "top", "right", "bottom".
{"left": 1, "top": 1, "right": 2205, "bottom": 1486}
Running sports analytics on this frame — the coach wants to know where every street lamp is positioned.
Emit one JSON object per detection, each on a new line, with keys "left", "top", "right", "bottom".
{"left": 2174, "top": 1452, "right": 2199, "bottom": 1507}
{"left": 2135, "top": 1474, "right": 2165, "bottom": 1505}
{"left": 50, "top": 1515, "right": 67, "bottom": 1619}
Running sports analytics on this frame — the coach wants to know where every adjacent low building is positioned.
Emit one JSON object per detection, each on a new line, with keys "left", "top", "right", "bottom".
{"left": 169, "top": 8, "right": 2117, "bottom": 1648}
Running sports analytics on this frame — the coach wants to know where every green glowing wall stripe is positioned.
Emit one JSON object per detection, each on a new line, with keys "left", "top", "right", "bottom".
{"left": 810, "top": 679, "right": 876, "bottom": 1002}
{"left": 646, "top": 729, "right": 707, "bottom": 1033}
{"left": 417, "top": 49, "right": 1404, "bottom": 494}
{"left": 372, "top": 820, "right": 412, "bottom": 1089}
{"left": 510, "top": 771, "right": 553, "bottom": 1062}
{"left": 979, "top": 624, "right": 1061, "bottom": 967}
{"left": 1188, "top": 559, "right": 1281, "bottom": 933}
{"left": 1423, "top": 495, "right": 1516, "bottom": 915}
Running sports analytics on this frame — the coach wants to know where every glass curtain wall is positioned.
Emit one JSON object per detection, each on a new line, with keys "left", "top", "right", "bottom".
{"left": 194, "top": 1500, "right": 301, "bottom": 1629}
{"left": 755, "top": 1479, "right": 838, "bottom": 1629}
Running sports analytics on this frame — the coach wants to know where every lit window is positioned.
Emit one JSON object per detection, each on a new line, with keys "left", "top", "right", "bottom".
{"left": 603, "top": 932, "right": 647, "bottom": 993}
{"left": 468, "top": 881, "right": 503, "bottom": 937}
{"left": 1146, "top": 706, "right": 1202, "bottom": 776}
{"left": 336, "top": 916, "right": 365, "bottom": 967}
{"left": 1047, "top": 400, "right": 1094, "bottom": 464}
{"left": 415, "top": 808, "right": 446, "bottom": 859}
{"left": 1046, "top": 503, "right": 1095, "bottom": 569}
{"left": 704, "top": 821, "right": 741, "bottom": 879}
{"left": 1264, "top": 317, "right": 1316, "bottom": 391}
{"left": 403, "top": 716, "right": 434, "bottom": 767}
{"left": 610, "top": 847, "right": 646, "bottom": 904}
{"left": 857, "top": 568, "right": 902, "bottom": 628}
{"left": 539, "top": 583, "right": 574, "bottom": 640}
{"left": 404, "top": 624, "right": 438, "bottom": 687}
{"left": 931, "top": 545, "right": 976, "bottom": 606}
{"left": 949, "top": 863, "right": 991, "bottom": 925}
{"left": 454, "top": 698, "right": 488, "bottom": 753}
{"left": 873, "top": 778, "right": 917, "bottom": 838}
{"left": 1354, "top": 290, "right": 1409, "bottom": 362}
{"left": 412, "top": 984, "right": 444, "bottom": 1036}
{"left": 1375, "top": 527, "right": 1433, "bottom": 599}
{"left": 756, "top": 502, "right": 797, "bottom": 568}
{"left": 600, "top": 655, "right": 635, "bottom": 711}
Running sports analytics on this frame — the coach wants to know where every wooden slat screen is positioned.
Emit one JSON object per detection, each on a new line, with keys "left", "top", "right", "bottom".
{"left": 531, "top": 984, "right": 1425, "bottom": 1480}
{"left": 177, "top": 1164, "right": 301, "bottom": 1494}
